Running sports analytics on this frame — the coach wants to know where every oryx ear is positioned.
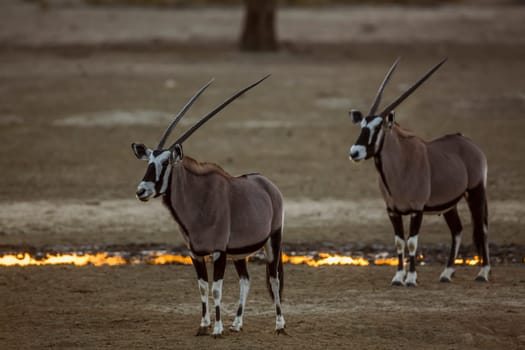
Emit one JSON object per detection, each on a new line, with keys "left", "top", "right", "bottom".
{"left": 131, "top": 143, "right": 150, "bottom": 160}
{"left": 349, "top": 110, "right": 363, "bottom": 124}
{"left": 171, "top": 144, "right": 184, "bottom": 162}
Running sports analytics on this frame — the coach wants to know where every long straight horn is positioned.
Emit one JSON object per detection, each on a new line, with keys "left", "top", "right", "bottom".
{"left": 368, "top": 57, "right": 400, "bottom": 116}
{"left": 379, "top": 58, "right": 447, "bottom": 117}
{"left": 169, "top": 74, "right": 270, "bottom": 148}
{"left": 157, "top": 79, "right": 214, "bottom": 149}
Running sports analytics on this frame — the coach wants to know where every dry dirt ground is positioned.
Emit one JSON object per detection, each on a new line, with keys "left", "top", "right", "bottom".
{"left": 0, "top": 1, "right": 525, "bottom": 349}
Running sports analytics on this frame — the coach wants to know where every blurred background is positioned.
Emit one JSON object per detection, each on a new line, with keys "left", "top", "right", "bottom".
{"left": 0, "top": 0, "right": 524, "bottom": 250}
{"left": 1, "top": 1, "right": 525, "bottom": 348}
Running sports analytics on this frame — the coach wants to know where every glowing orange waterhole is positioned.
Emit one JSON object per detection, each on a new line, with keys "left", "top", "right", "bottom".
{"left": 0, "top": 252, "right": 487, "bottom": 268}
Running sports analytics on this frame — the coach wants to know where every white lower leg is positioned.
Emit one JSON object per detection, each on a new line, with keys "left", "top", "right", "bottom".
{"left": 406, "top": 235, "right": 418, "bottom": 286}
{"left": 476, "top": 226, "right": 490, "bottom": 281}
{"left": 198, "top": 279, "right": 210, "bottom": 327}
{"left": 231, "top": 278, "right": 250, "bottom": 331}
{"left": 440, "top": 234, "right": 462, "bottom": 281}
{"left": 392, "top": 236, "right": 406, "bottom": 285}
{"left": 212, "top": 279, "right": 223, "bottom": 335}
{"left": 476, "top": 265, "right": 491, "bottom": 281}
{"left": 440, "top": 267, "right": 455, "bottom": 281}
{"left": 270, "top": 276, "right": 285, "bottom": 330}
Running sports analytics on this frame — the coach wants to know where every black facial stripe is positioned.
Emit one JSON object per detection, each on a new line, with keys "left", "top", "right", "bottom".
{"left": 143, "top": 163, "right": 156, "bottom": 182}
{"left": 152, "top": 149, "right": 163, "bottom": 157}
{"left": 154, "top": 162, "right": 169, "bottom": 194}
{"left": 355, "top": 127, "right": 371, "bottom": 146}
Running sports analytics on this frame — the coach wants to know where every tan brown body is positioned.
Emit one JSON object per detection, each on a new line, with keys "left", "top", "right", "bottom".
{"left": 378, "top": 125, "right": 487, "bottom": 213}
{"left": 165, "top": 157, "right": 284, "bottom": 256}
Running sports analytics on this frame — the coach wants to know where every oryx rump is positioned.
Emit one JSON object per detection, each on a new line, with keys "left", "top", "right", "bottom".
{"left": 132, "top": 76, "right": 286, "bottom": 336}
{"left": 348, "top": 58, "right": 490, "bottom": 286}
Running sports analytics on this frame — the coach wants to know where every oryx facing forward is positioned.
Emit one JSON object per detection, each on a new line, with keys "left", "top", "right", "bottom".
{"left": 132, "top": 76, "right": 286, "bottom": 336}
{"left": 348, "top": 58, "right": 490, "bottom": 286}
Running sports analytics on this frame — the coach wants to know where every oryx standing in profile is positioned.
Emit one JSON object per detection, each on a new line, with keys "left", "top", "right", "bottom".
{"left": 132, "top": 76, "right": 286, "bottom": 336}
{"left": 348, "top": 58, "right": 490, "bottom": 286}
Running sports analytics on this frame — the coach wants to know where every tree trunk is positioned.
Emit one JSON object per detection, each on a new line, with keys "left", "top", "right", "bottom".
{"left": 240, "top": 0, "right": 278, "bottom": 52}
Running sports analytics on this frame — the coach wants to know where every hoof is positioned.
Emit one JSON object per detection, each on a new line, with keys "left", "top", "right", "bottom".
{"left": 406, "top": 282, "right": 417, "bottom": 288}
{"left": 275, "top": 328, "right": 288, "bottom": 336}
{"left": 195, "top": 326, "right": 210, "bottom": 336}
{"left": 439, "top": 276, "right": 452, "bottom": 283}
{"left": 229, "top": 326, "right": 242, "bottom": 333}
{"left": 475, "top": 275, "right": 488, "bottom": 282}
{"left": 212, "top": 333, "right": 224, "bottom": 339}
{"left": 391, "top": 281, "right": 404, "bottom": 287}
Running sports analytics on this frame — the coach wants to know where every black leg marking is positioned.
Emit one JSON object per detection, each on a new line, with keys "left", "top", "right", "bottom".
{"left": 443, "top": 207, "right": 462, "bottom": 268}
{"left": 202, "top": 302, "right": 207, "bottom": 318}
{"left": 213, "top": 252, "right": 227, "bottom": 282}
{"left": 233, "top": 258, "right": 250, "bottom": 280}
{"left": 408, "top": 211, "right": 423, "bottom": 261}
{"left": 388, "top": 209, "right": 405, "bottom": 271}
{"left": 215, "top": 306, "right": 221, "bottom": 322}
{"left": 467, "top": 183, "right": 490, "bottom": 282}
{"left": 409, "top": 211, "right": 423, "bottom": 237}
{"left": 266, "top": 228, "right": 284, "bottom": 300}
{"left": 409, "top": 256, "right": 416, "bottom": 273}
{"left": 397, "top": 254, "right": 404, "bottom": 271}
{"left": 467, "top": 184, "right": 490, "bottom": 266}
{"left": 406, "top": 211, "right": 423, "bottom": 287}
{"left": 265, "top": 227, "right": 286, "bottom": 333}
{"left": 192, "top": 257, "right": 208, "bottom": 281}
{"left": 212, "top": 252, "right": 227, "bottom": 335}
{"left": 231, "top": 258, "right": 250, "bottom": 331}
{"left": 192, "top": 257, "right": 210, "bottom": 336}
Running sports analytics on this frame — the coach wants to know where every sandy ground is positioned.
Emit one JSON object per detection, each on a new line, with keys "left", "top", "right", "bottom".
{"left": 1, "top": 264, "right": 524, "bottom": 349}
{"left": 0, "top": 1, "right": 524, "bottom": 348}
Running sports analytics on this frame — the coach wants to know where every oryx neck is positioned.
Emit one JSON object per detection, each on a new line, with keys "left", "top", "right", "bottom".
{"left": 182, "top": 156, "right": 233, "bottom": 179}
{"left": 374, "top": 128, "right": 391, "bottom": 196}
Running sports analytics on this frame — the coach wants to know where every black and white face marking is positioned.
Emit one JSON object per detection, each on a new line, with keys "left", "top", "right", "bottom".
{"left": 349, "top": 110, "right": 385, "bottom": 162}
{"left": 132, "top": 143, "right": 183, "bottom": 201}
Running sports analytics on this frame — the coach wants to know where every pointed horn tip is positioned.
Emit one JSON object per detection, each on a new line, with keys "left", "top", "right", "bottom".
{"left": 367, "top": 57, "right": 401, "bottom": 116}
{"left": 378, "top": 57, "right": 449, "bottom": 117}
{"left": 156, "top": 78, "right": 215, "bottom": 149}
{"left": 258, "top": 74, "right": 271, "bottom": 83}
{"left": 435, "top": 57, "right": 448, "bottom": 67}
{"left": 169, "top": 75, "right": 271, "bottom": 148}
